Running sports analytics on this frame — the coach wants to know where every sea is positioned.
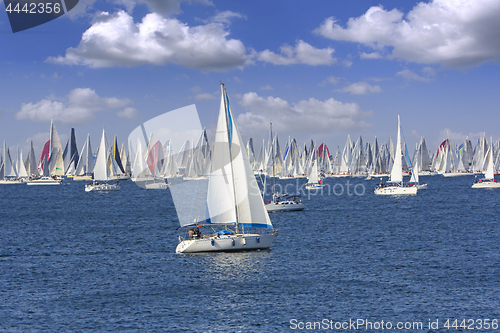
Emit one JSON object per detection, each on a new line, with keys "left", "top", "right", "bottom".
{"left": 1, "top": 175, "right": 499, "bottom": 332}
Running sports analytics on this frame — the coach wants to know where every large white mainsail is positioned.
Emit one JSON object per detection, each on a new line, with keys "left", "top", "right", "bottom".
{"left": 93, "top": 129, "right": 110, "bottom": 181}
{"left": 2, "top": 141, "right": 17, "bottom": 178}
{"left": 484, "top": 147, "right": 494, "bottom": 180}
{"left": 75, "top": 134, "right": 94, "bottom": 176}
{"left": 206, "top": 84, "right": 272, "bottom": 230}
{"left": 389, "top": 115, "right": 403, "bottom": 183}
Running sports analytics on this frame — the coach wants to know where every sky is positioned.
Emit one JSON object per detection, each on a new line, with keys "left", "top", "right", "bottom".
{"left": 1, "top": 0, "right": 499, "bottom": 156}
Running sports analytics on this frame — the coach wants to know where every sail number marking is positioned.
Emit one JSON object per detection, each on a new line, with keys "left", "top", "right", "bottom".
{"left": 5, "top": 2, "right": 61, "bottom": 14}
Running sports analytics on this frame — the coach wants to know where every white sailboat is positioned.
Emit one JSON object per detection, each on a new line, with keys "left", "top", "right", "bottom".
{"left": 0, "top": 141, "right": 23, "bottom": 184}
{"left": 73, "top": 134, "right": 94, "bottom": 181}
{"left": 472, "top": 147, "right": 500, "bottom": 188}
{"left": 374, "top": 115, "right": 417, "bottom": 195}
{"left": 176, "top": 84, "right": 276, "bottom": 253}
{"left": 26, "top": 176, "right": 62, "bottom": 185}
{"left": 305, "top": 157, "right": 324, "bottom": 190}
{"left": 265, "top": 123, "right": 305, "bottom": 212}
{"left": 409, "top": 159, "right": 427, "bottom": 189}
{"left": 85, "top": 129, "right": 120, "bottom": 192}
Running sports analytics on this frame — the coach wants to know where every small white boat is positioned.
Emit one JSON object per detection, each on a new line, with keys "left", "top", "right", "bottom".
{"left": 26, "top": 176, "right": 61, "bottom": 185}
{"left": 266, "top": 193, "right": 305, "bottom": 212}
{"left": 85, "top": 129, "right": 120, "bottom": 192}
{"left": 0, "top": 178, "right": 24, "bottom": 184}
{"left": 409, "top": 160, "right": 427, "bottom": 190}
{"left": 85, "top": 181, "right": 121, "bottom": 192}
{"left": 374, "top": 115, "right": 417, "bottom": 196}
{"left": 304, "top": 159, "right": 324, "bottom": 190}
{"left": 472, "top": 148, "right": 500, "bottom": 188}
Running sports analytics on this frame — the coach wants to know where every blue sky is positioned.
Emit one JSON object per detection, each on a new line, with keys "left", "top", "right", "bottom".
{"left": 1, "top": 0, "right": 499, "bottom": 156}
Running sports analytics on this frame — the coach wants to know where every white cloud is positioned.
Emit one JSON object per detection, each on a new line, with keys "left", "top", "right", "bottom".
{"left": 195, "top": 93, "right": 216, "bottom": 100}
{"left": 16, "top": 88, "right": 132, "bottom": 125}
{"left": 259, "top": 85, "right": 273, "bottom": 91}
{"left": 117, "top": 107, "right": 139, "bottom": 119}
{"left": 48, "top": 10, "right": 248, "bottom": 71}
{"left": 314, "top": 0, "right": 500, "bottom": 67}
{"left": 396, "top": 69, "right": 432, "bottom": 82}
{"left": 341, "top": 82, "right": 382, "bottom": 95}
{"left": 257, "top": 40, "right": 336, "bottom": 66}
{"left": 319, "top": 76, "right": 342, "bottom": 86}
{"left": 236, "top": 92, "right": 372, "bottom": 138}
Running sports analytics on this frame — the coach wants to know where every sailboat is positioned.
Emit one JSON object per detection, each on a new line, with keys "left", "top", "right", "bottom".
{"left": 305, "top": 157, "right": 324, "bottom": 190}
{"left": 85, "top": 129, "right": 121, "bottom": 192}
{"left": 73, "top": 134, "right": 94, "bottom": 181}
{"left": 374, "top": 115, "right": 417, "bottom": 195}
{"left": 265, "top": 123, "right": 305, "bottom": 212}
{"left": 0, "top": 141, "right": 24, "bottom": 184}
{"left": 176, "top": 84, "right": 276, "bottom": 253}
{"left": 409, "top": 159, "right": 427, "bottom": 189}
{"left": 472, "top": 147, "right": 500, "bottom": 188}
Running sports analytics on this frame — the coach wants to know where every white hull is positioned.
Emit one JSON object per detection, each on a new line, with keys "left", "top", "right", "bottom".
{"left": 442, "top": 172, "right": 474, "bottom": 177}
{"left": 72, "top": 175, "right": 93, "bottom": 181}
{"left": 374, "top": 185, "right": 417, "bottom": 195}
{"left": 472, "top": 181, "right": 500, "bottom": 188}
{"left": 0, "top": 179, "right": 24, "bottom": 184}
{"left": 85, "top": 183, "right": 120, "bottom": 192}
{"left": 419, "top": 171, "right": 438, "bottom": 176}
{"left": 416, "top": 183, "right": 428, "bottom": 189}
{"left": 26, "top": 177, "right": 61, "bottom": 185}
{"left": 176, "top": 233, "right": 275, "bottom": 253}
{"left": 145, "top": 183, "right": 168, "bottom": 190}
{"left": 305, "top": 183, "right": 325, "bottom": 190}
{"left": 266, "top": 202, "right": 305, "bottom": 212}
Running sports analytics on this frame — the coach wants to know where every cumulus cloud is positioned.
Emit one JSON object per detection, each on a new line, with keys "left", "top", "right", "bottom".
{"left": 236, "top": 92, "right": 372, "bottom": 138}
{"left": 117, "top": 107, "right": 139, "bottom": 119}
{"left": 341, "top": 82, "right": 382, "bottom": 95}
{"left": 396, "top": 69, "right": 433, "bottom": 82}
{"left": 16, "top": 88, "right": 132, "bottom": 125}
{"left": 314, "top": 0, "right": 500, "bottom": 67}
{"left": 48, "top": 10, "right": 248, "bottom": 71}
{"left": 257, "top": 40, "right": 336, "bottom": 66}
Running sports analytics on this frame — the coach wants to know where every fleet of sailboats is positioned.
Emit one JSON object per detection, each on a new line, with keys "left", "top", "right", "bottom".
{"left": 2, "top": 86, "right": 500, "bottom": 252}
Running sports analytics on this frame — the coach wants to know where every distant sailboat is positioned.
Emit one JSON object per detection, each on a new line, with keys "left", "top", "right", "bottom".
{"left": 0, "top": 141, "right": 23, "bottom": 184}
{"left": 472, "top": 147, "right": 500, "bottom": 188}
{"left": 265, "top": 123, "right": 305, "bottom": 212}
{"left": 73, "top": 134, "right": 94, "bottom": 181}
{"left": 85, "top": 129, "right": 120, "bottom": 192}
{"left": 176, "top": 83, "right": 276, "bottom": 253}
{"left": 374, "top": 115, "right": 417, "bottom": 195}
{"left": 305, "top": 157, "right": 324, "bottom": 190}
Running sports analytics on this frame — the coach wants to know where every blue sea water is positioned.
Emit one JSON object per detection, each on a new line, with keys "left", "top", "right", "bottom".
{"left": 1, "top": 176, "right": 499, "bottom": 332}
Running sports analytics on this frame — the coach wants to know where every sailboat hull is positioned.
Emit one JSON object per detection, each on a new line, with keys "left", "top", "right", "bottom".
{"left": 374, "top": 185, "right": 417, "bottom": 195}
{"left": 266, "top": 202, "right": 305, "bottom": 212}
{"left": 472, "top": 181, "right": 500, "bottom": 188}
{"left": 85, "top": 183, "right": 121, "bottom": 192}
{"left": 176, "top": 233, "right": 275, "bottom": 253}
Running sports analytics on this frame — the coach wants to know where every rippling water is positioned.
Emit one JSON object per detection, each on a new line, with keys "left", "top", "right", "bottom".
{"left": 1, "top": 176, "right": 499, "bottom": 332}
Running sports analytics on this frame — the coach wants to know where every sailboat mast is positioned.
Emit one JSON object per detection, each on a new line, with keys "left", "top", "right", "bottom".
{"left": 271, "top": 122, "right": 275, "bottom": 188}
{"left": 222, "top": 83, "right": 240, "bottom": 234}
